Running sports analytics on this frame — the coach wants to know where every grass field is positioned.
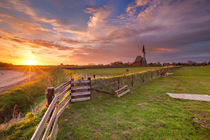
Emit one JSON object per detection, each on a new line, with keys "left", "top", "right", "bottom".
{"left": 57, "top": 66, "right": 210, "bottom": 140}
{"left": 0, "top": 66, "right": 162, "bottom": 140}
{"left": 0, "top": 66, "right": 209, "bottom": 140}
{"left": 70, "top": 67, "right": 161, "bottom": 77}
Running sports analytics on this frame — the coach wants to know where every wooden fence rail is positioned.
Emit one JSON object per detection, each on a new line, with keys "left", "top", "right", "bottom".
{"left": 31, "top": 78, "right": 92, "bottom": 140}
{"left": 31, "top": 80, "right": 71, "bottom": 140}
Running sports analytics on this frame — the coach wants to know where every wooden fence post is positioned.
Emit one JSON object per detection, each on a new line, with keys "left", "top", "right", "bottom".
{"left": 141, "top": 75, "right": 144, "bottom": 83}
{"left": 117, "top": 78, "right": 120, "bottom": 89}
{"left": 131, "top": 75, "right": 134, "bottom": 87}
{"left": 46, "top": 87, "right": 55, "bottom": 107}
{"left": 88, "top": 77, "right": 91, "bottom": 89}
{"left": 71, "top": 78, "right": 74, "bottom": 89}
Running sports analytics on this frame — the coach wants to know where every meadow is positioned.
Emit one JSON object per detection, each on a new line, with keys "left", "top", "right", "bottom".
{"left": 57, "top": 66, "right": 210, "bottom": 140}
{"left": 69, "top": 66, "right": 161, "bottom": 77}
{"left": 0, "top": 66, "right": 160, "bottom": 139}
{"left": 0, "top": 66, "right": 209, "bottom": 140}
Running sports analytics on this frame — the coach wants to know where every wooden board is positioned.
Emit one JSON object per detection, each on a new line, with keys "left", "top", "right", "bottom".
{"left": 71, "top": 91, "right": 91, "bottom": 97}
{"left": 31, "top": 95, "right": 58, "bottom": 140}
{"left": 71, "top": 85, "right": 90, "bottom": 91}
{"left": 118, "top": 89, "right": 130, "bottom": 97}
{"left": 59, "top": 93, "right": 71, "bottom": 107}
{"left": 57, "top": 87, "right": 70, "bottom": 100}
{"left": 71, "top": 97, "right": 91, "bottom": 103}
{"left": 115, "top": 85, "right": 128, "bottom": 93}
{"left": 54, "top": 80, "right": 70, "bottom": 93}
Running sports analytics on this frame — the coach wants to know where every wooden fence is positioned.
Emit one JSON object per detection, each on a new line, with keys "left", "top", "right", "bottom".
{"left": 31, "top": 66, "right": 179, "bottom": 139}
{"left": 71, "top": 77, "right": 91, "bottom": 103}
{"left": 94, "top": 66, "right": 180, "bottom": 95}
{"left": 31, "top": 78, "right": 91, "bottom": 140}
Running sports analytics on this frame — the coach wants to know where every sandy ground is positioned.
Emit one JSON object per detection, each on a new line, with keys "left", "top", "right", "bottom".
{"left": 167, "top": 93, "right": 210, "bottom": 102}
{"left": 0, "top": 70, "right": 36, "bottom": 93}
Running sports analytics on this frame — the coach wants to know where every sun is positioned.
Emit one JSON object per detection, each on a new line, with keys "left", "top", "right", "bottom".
{"left": 24, "top": 60, "right": 38, "bottom": 65}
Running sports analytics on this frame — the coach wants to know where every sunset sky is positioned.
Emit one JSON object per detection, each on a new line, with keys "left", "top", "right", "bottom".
{"left": 0, "top": 0, "right": 210, "bottom": 65}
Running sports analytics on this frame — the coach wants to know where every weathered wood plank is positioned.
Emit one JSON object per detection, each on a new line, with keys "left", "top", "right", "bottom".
{"left": 71, "top": 85, "right": 90, "bottom": 91}
{"left": 54, "top": 80, "right": 71, "bottom": 93}
{"left": 71, "top": 91, "right": 90, "bottom": 97}
{"left": 71, "top": 80, "right": 90, "bottom": 84}
{"left": 165, "top": 72, "right": 173, "bottom": 76}
{"left": 115, "top": 85, "right": 128, "bottom": 93}
{"left": 42, "top": 105, "right": 58, "bottom": 140}
{"left": 118, "top": 87, "right": 129, "bottom": 94}
{"left": 71, "top": 97, "right": 90, "bottom": 103}
{"left": 118, "top": 89, "right": 130, "bottom": 97}
{"left": 52, "top": 124, "right": 58, "bottom": 140}
{"left": 31, "top": 95, "right": 58, "bottom": 140}
{"left": 59, "top": 93, "right": 71, "bottom": 107}
{"left": 48, "top": 114, "right": 59, "bottom": 140}
{"left": 57, "top": 87, "right": 71, "bottom": 100}
{"left": 57, "top": 99, "right": 70, "bottom": 118}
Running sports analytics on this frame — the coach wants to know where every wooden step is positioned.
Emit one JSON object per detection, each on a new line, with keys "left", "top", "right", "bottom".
{"left": 118, "top": 89, "right": 130, "bottom": 97}
{"left": 71, "top": 97, "right": 91, "bottom": 103}
{"left": 71, "top": 85, "right": 90, "bottom": 91}
{"left": 71, "top": 91, "right": 91, "bottom": 97}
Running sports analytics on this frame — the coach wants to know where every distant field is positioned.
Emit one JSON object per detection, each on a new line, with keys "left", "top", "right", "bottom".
{"left": 70, "top": 67, "right": 161, "bottom": 78}
{"left": 57, "top": 66, "right": 210, "bottom": 139}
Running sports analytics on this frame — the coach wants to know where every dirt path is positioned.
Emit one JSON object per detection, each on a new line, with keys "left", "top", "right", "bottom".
{"left": 167, "top": 93, "right": 210, "bottom": 101}
{"left": 0, "top": 70, "right": 36, "bottom": 93}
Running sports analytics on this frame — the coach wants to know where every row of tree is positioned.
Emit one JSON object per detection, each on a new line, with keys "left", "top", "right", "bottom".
{"left": 0, "top": 61, "right": 13, "bottom": 67}
{"left": 107, "top": 61, "right": 210, "bottom": 67}
{"left": 61, "top": 60, "right": 210, "bottom": 69}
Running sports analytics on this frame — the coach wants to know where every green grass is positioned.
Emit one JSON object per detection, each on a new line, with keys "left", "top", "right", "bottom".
{"left": 0, "top": 67, "right": 68, "bottom": 140}
{"left": 0, "top": 67, "right": 67, "bottom": 123}
{"left": 57, "top": 66, "right": 210, "bottom": 140}
{"left": 71, "top": 67, "right": 161, "bottom": 77}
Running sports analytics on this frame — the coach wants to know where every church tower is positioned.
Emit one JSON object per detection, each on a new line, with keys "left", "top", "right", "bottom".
{"left": 141, "top": 45, "right": 145, "bottom": 58}
{"left": 134, "top": 45, "right": 147, "bottom": 66}
{"left": 140, "top": 45, "right": 147, "bottom": 65}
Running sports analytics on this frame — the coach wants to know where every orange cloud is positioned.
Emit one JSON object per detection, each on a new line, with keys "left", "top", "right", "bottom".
{"left": 154, "top": 48, "right": 177, "bottom": 53}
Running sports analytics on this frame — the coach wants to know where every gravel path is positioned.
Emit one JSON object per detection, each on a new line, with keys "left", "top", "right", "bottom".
{"left": 167, "top": 93, "right": 210, "bottom": 102}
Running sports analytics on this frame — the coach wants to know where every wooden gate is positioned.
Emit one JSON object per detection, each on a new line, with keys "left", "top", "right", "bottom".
{"left": 71, "top": 77, "right": 91, "bottom": 103}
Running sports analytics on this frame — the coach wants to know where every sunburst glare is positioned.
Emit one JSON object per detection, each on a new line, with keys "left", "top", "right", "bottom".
{"left": 24, "top": 60, "right": 38, "bottom": 65}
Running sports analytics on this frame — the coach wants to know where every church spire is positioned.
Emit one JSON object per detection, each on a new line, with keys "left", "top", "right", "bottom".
{"left": 141, "top": 45, "right": 145, "bottom": 58}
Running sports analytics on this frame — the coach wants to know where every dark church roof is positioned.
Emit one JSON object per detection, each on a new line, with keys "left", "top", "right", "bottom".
{"left": 135, "top": 56, "right": 142, "bottom": 62}
{"left": 133, "top": 45, "right": 147, "bottom": 65}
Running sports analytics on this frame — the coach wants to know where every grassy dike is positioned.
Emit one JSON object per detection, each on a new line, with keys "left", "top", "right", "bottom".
{"left": 57, "top": 66, "right": 210, "bottom": 140}
{"left": 70, "top": 67, "right": 161, "bottom": 77}
{"left": 0, "top": 67, "right": 67, "bottom": 140}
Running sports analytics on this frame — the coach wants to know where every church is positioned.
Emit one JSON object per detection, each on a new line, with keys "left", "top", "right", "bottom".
{"left": 133, "top": 45, "right": 147, "bottom": 66}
